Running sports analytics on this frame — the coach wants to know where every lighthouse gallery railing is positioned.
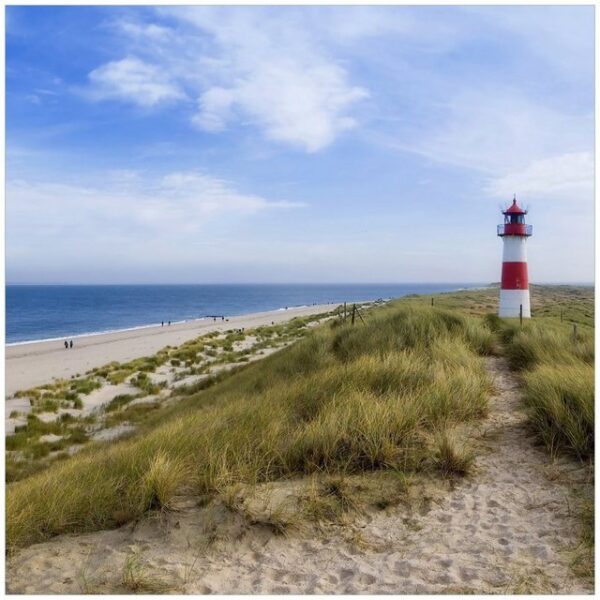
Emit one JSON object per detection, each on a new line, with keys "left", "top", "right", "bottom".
{"left": 497, "top": 224, "right": 533, "bottom": 236}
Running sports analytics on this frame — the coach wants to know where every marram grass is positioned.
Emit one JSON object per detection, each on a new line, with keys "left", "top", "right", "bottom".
{"left": 7, "top": 305, "right": 492, "bottom": 550}
{"left": 499, "top": 319, "right": 594, "bottom": 460}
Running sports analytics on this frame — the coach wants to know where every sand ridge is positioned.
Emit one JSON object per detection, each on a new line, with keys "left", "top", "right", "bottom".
{"left": 6, "top": 356, "right": 593, "bottom": 594}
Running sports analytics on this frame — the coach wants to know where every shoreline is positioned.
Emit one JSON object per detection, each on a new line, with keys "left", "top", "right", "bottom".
{"left": 5, "top": 302, "right": 348, "bottom": 397}
{"left": 5, "top": 302, "right": 345, "bottom": 347}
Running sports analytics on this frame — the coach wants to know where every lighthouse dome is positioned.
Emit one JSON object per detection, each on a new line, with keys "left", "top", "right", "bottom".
{"left": 503, "top": 197, "right": 527, "bottom": 215}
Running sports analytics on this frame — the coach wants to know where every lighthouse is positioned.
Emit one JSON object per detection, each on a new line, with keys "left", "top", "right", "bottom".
{"left": 497, "top": 196, "right": 532, "bottom": 318}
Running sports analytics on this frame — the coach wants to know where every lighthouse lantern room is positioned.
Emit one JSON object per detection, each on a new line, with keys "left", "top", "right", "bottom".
{"left": 497, "top": 197, "right": 532, "bottom": 318}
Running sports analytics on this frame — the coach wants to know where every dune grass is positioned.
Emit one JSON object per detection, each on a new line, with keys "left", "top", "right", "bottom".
{"left": 410, "top": 286, "right": 594, "bottom": 461}
{"left": 7, "top": 304, "right": 492, "bottom": 551}
{"left": 495, "top": 319, "right": 594, "bottom": 460}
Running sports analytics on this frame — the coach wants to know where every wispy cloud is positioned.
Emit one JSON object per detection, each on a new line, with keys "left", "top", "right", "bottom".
{"left": 83, "top": 8, "right": 370, "bottom": 151}
{"left": 404, "top": 89, "right": 593, "bottom": 174}
{"left": 486, "top": 152, "right": 594, "bottom": 203}
{"left": 8, "top": 169, "right": 304, "bottom": 239}
{"left": 86, "top": 56, "right": 186, "bottom": 107}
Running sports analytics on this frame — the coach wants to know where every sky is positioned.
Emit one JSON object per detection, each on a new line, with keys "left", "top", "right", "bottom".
{"left": 6, "top": 5, "right": 595, "bottom": 284}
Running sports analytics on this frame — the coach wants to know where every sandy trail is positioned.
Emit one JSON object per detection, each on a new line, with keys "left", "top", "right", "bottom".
{"left": 6, "top": 356, "right": 593, "bottom": 594}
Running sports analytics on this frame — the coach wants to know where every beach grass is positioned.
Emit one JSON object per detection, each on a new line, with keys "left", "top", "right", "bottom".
{"left": 6, "top": 303, "right": 493, "bottom": 550}
{"left": 500, "top": 319, "right": 595, "bottom": 461}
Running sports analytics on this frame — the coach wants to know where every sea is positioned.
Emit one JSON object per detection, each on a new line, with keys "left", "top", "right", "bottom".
{"left": 6, "top": 283, "right": 485, "bottom": 345}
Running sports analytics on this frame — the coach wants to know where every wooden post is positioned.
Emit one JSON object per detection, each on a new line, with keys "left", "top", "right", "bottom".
{"left": 431, "top": 297, "right": 434, "bottom": 307}
{"left": 344, "top": 302, "right": 347, "bottom": 322}
{"left": 351, "top": 304, "right": 356, "bottom": 326}
{"left": 519, "top": 304, "right": 523, "bottom": 328}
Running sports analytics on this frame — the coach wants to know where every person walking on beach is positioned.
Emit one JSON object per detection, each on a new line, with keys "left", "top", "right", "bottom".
{"left": 69, "top": 340, "right": 73, "bottom": 349}
{"left": 64, "top": 340, "right": 68, "bottom": 349}
{"left": 161, "top": 321, "right": 164, "bottom": 327}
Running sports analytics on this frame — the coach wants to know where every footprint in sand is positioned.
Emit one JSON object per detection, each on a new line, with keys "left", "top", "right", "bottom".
{"left": 393, "top": 561, "right": 411, "bottom": 577}
{"left": 358, "top": 573, "right": 377, "bottom": 585}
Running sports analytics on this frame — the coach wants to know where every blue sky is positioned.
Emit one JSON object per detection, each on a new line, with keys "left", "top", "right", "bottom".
{"left": 6, "top": 5, "right": 594, "bottom": 284}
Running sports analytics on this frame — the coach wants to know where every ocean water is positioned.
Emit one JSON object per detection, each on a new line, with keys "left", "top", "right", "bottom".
{"left": 6, "top": 283, "right": 483, "bottom": 344}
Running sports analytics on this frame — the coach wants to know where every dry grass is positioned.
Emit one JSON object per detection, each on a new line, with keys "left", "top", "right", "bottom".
{"left": 7, "top": 304, "right": 493, "bottom": 550}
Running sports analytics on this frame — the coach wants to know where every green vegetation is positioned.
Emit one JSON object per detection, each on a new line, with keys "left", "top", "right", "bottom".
{"left": 400, "top": 285, "right": 594, "bottom": 461}
{"left": 7, "top": 304, "right": 492, "bottom": 550}
{"left": 489, "top": 317, "right": 594, "bottom": 460}
{"left": 5, "top": 286, "right": 593, "bottom": 583}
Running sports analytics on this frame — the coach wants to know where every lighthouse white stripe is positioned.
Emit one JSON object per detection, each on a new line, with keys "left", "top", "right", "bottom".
{"left": 499, "top": 289, "right": 531, "bottom": 318}
{"left": 502, "top": 236, "right": 528, "bottom": 262}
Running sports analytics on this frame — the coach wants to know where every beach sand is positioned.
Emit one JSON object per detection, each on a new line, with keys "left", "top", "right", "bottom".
{"left": 5, "top": 303, "right": 337, "bottom": 397}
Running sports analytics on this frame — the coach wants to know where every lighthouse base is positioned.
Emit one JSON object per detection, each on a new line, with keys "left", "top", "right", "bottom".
{"left": 499, "top": 289, "right": 531, "bottom": 318}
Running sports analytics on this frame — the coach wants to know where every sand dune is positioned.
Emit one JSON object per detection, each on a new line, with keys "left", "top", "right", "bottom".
{"left": 6, "top": 356, "right": 592, "bottom": 594}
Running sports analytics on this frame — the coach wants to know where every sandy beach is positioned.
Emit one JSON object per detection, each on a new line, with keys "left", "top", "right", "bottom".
{"left": 5, "top": 303, "right": 337, "bottom": 396}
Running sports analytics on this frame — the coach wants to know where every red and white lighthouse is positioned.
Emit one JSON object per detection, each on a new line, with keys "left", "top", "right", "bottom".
{"left": 497, "top": 196, "right": 532, "bottom": 318}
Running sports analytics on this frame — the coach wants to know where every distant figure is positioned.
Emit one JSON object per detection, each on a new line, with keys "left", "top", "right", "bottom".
{"left": 161, "top": 321, "right": 164, "bottom": 327}
{"left": 168, "top": 320, "right": 171, "bottom": 326}
{"left": 64, "top": 340, "right": 68, "bottom": 349}
{"left": 69, "top": 340, "right": 73, "bottom": 349}
{"left": 222, "top": 316, "right": 224, "bottom": 321}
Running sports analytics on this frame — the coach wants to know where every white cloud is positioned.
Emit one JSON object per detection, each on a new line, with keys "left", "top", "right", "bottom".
{"left": 86, "top": 9, "right": 369, "bottom": 151}
{"left": 193, "top": 87, "right": 235, "bottom": 132}
{"left": 174, "top": 9, "right": 369, "bottom": 151}
{"left": 116, "top": 21, "right": 173, "bottom": 42}
{"left": 401, "top": 88, "right": 593, "bottom": 174}
{"left": 7, "top": 170, "right": 303, "bottom": 239}
{"left": 195, "top": 61, "right": 367, "bottom": 152}
{"left": 7, "top": 170, "right": 306, "bottom": 282}
{"left": 486, "top": 152, "right": 594, "bottom": 202}
{"left": 87, "top": 56, "right": 185, "bottom": 107}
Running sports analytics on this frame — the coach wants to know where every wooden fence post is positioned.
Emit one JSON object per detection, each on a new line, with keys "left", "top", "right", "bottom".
{"left": 519, "top": 304, "right": 523, "bottom": 328}
{"left": 351, "top": 304, "right": 356, "bottom": 326}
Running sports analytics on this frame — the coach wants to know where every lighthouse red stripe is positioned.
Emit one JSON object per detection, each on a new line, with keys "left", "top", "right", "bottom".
{"left": 501, "top": 262, "right": 529, "bottom": 290}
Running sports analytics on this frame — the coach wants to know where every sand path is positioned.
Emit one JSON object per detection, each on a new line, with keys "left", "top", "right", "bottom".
{"left": 6, "top": 356, "right": 593, "bottom": 594}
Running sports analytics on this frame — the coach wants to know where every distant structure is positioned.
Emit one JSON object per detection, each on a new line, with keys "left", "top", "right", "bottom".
{"left": 497, "top": 196, "right": 532, "bottom": 318}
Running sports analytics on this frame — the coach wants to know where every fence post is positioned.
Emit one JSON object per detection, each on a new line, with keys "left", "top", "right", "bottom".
{"left": 344, "top": 302, "right": 347, "bottom": 322}
{"left": 519, "top": 304, "right": 523, "bottom": 328}
{"left": 351, "top": 304, "right": 356, "bottom": 326}
{"left": 431, "top": 297, "right": 434, "bottom": 307}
